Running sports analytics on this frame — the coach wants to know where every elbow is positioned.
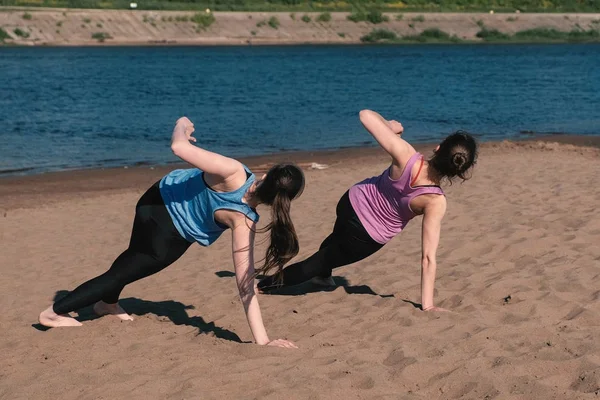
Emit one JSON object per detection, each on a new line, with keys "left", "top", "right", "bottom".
{"left": 421, "top": 255, "right": 436, "bottom": 270}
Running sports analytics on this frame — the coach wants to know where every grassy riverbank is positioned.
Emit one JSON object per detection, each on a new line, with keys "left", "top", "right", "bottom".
{"left": 1, "top": 10, "right": 599, "bottom": 46}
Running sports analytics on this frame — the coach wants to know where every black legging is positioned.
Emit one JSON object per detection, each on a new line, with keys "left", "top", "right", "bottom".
{"left": 257, "top": 191, "right": 384, "bottom": 291}
{"left": 53, "top": 181, "right": 192, "bottom": 315}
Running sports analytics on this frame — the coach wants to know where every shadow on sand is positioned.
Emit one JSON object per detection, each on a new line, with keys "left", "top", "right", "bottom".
{"left": 214, "top": 271, "right": 395, "bottom": 298}
{"left": 33, "top": 290, "right": 246, "bottom": 343}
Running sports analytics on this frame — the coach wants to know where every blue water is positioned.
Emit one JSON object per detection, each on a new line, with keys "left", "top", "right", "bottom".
{"left": 1, "top": 44, "right": 599, "bottom": 176}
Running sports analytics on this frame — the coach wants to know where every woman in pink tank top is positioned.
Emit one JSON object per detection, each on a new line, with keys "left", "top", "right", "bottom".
{"left": 259, "top": 110, "right": 478, "bottom": 313}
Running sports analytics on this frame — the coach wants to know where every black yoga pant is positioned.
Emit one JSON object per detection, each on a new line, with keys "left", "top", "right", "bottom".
{"left": 52, "top": 181, "right": 192, "bottom": 315}
{"left": 257, "top": 191, "right": 384, "bottom": 290}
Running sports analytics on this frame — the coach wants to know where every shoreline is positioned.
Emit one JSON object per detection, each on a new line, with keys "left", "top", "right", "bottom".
{"left": 2, "top": 10, "right": 600, "bottom": 46}
{"left": 4, "top": 37, "right": 600, "bottom": 47}
{"left": 1, "top": 134, "right": 598, "bottom": 211}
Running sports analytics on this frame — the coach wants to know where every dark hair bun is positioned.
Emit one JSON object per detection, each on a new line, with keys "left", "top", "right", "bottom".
{"left": 452, "top": 152, "right": 467, "bottom": 170}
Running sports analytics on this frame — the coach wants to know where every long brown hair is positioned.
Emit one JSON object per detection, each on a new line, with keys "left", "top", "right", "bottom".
{"left": 253, "top": 163, "right": 305, "bottom": 280}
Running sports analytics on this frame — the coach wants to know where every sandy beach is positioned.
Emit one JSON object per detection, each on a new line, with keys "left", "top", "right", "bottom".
{"left": 1, "top": 137, "right": 599, "bottom": 399}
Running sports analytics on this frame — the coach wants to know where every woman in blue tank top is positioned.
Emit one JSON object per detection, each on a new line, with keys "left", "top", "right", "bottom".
{"left": 39, "top": 117, "right": 304, "bottom": 349}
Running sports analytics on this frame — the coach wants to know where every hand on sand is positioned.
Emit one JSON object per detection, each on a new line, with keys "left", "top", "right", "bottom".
{"left": 387, "top": 120, "right": 404, "bottom": 135}
{"left": 266, "top": 339, "right": 298, "bottom": 349}
{"left": 176, "top": 116, "right": 196, "bottom": 142}
{"left": 423, "top": 306, "right": 451, "bottom": 312}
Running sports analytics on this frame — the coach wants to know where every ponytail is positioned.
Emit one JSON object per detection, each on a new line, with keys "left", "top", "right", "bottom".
{"left": 252, "top": 163, "right": 305, "bottom": 282}
{"left": 259, "top": 191, "right": 299, "bottom": 282}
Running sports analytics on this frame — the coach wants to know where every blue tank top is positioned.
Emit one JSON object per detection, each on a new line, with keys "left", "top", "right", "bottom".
{"left": 159, "top": 166, "right": 259, "bottom": 246}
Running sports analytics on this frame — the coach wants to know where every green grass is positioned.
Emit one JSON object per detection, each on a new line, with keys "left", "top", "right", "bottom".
{"left": 367, "top": 10, "right": 388, "bottom": 24}
{"left": 360, "top": 27, "right": 466, "bottom": 44}
{"left": 395, "top": 14, "right": 403, "bottom": 21}
{"left": 360, "top": 28, "right": 397, "bottom": 43}
{"left": 175, "top": 15, "right": 189, "bottom": 22}
{"left": 301, "top": 14, "right": 311, "bottom": 23}
{"left": 289, "top": 13, "right": 295, "bottom": 20}
{"left": 91, "top": 31, "right": 111, "bottom": 41}
{"left": 191, "top": 12, "right": 215, "bottom": 29}
{"left": 13, "top": 28, "right": 30, "bottom": 38}
{"left": 403, "top": 28, "right": 461, "bottom": 43}
{"left": 316, "top": 12, "right": 331, "bottom": 22}
{"left": 515, "top": 27, "right": 600, "bottom": 42}
{"left": 22, "top": 12, "right": 32, "bottom": 20}
{"left": 347, "top": 11, "right": 364, "bottom": 22}
{"left": 268, "top": 16, "right": 279, "bottom": 28}
{"left": 83, "top": 17, "right": 91, "bottom": 23}
{"left": 506, "top": 16, "right": 517, "bottom": 22}
{"left": 56, "top": 21, "right": 63, "bottom": 27}
{"left": 411, "top": 15, "right": 425, "bottom": 22}
{"left": 256, "top": 20, "right": 266, "bottom": 27}
{"left": 0, "top": 27, "right": 10, "bottom": 41}
{"left": 348, "top": 10, "right": 388, "bottom": 24}
{"left": 338, "top": 32, "right": 345, "bottom": 37}
{"left": 567, "top": 29, "right": 600, "bottom": 41}
{"left": 476, "top": 27, "right": 510, "bottom": 41}
{"left": 96, "top": 22, "right": 103, "bottom": 28}
{"left": 474, "top": 27, "right": 600, "bottom": 43}
{"left": 514, "top": 27, "right": 566, "bottom": 40}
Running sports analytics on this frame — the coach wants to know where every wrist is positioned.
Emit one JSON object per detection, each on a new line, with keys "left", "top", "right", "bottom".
{"left": 256, "top": 337, "right": 270, "bottom": 345}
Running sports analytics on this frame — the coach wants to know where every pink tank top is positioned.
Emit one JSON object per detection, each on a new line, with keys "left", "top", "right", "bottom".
{"left": 349, "top": 152, "right": 445, "bottom": 244}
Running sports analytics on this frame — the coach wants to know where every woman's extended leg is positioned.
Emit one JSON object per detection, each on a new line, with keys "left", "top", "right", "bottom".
{"left": 258, "top": 191, "right": 383, "bottom": 291}
{"left": 39, "top": 182, "right": 192, "bottom": 327}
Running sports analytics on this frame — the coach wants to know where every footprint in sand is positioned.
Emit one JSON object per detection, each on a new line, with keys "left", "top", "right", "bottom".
{"left": 447, "top": 381, "right": 479, "bottom": 398}
{"left": 327, "top": 371, "right": 375, "bottom": 390}
{"left": 501, "top": 312, "right": 529, "bottom": 325}
{"left": 443, "top": 294, "right": 464, "bottom": 309}
{"left": 570, "top": 367, "right": 600, "bottom": 394}
{"left": 564, "top": 306, "right": 600, "bottom": 326}
{"left": 327, "top": 369, "right": 351, "bottom": 381}
{"left": 382, "top": 349, "right": 417, "bottom": 370}
{"left": 351, "top": 375, "right": 375, "bottom": 390}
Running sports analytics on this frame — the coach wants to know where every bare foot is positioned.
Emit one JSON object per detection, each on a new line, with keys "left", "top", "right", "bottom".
{"left": 39, "top": 306, "right": 82, "bottom": 327}
{"left": 310, "top": 276, "right": 336, "bottom": 287}
{"left": 93, "top": 301, "right": 134, "bottom": 321}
